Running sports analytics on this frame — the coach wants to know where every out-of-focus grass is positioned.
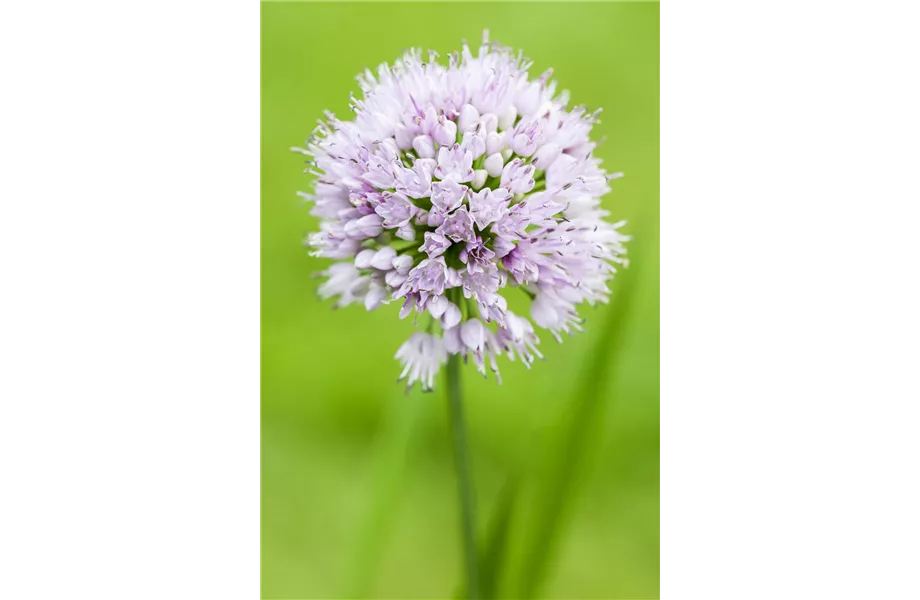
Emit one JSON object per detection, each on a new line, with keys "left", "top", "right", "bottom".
{"left": 342, "top": 388, "right": 426, "bottom": 598}
{"left": 478, "top": 478, "right": 518, "bottom": 599}
{"left": 261, "top": 2, "right": 659, "bottom": 598}
{"left": 512, "top": 219, "right": 644, "bottom": 598}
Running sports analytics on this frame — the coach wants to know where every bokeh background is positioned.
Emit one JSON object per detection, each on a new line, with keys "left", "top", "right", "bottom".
{"left": 261, "top": 2, "right": 659, "bottom": 598}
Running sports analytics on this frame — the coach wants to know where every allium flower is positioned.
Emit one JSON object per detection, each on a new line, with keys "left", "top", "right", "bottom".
{"left": 295, "top": 31, "right": 629, "bottom": 391}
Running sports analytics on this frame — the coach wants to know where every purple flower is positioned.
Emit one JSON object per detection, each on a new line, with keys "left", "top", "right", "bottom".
{"left": 468, "top": 187, "right": 510, "bottom": 229}
{"left": 510, "top": 118, "right": 543, "bottom": 157}
{"left": 343, "top": 214, "right": 383, "bottom": 239}
{"left": 431, "top": 179, "right": 467, "bottom": 214}
{"left": 395, "top": 332, "right": 447, "bottom": 391}
{"left": 413, "top": 134, "right": 436, "bottom": 159}
{"left": 500, "top": 158, "right": 536, "bottom": 194}
{"left": 437, "top": 207, "right": 476, "bottom": 242}
{"left": 490, "top": 204, "right": 530, "bottom": 239}
{"left": 461, "top": 131, "right": 487, "bottom": 159}
{"left": 495, "top": 312, "right": 543, "bottom": 368}
{"left": 298, "top": 32, "right": 629, "bottom": 390}
{"left": 461, "top": 266, "right": 501, "bottom": 308}
{"left": 427, "top": 296, "right": 461, "bottom": 328}
{"left": 530, "top": 291, "right": 585, "bottom": 342}
{"left": 444, "top": 319, "right": 503, "bottom": 382}
{"left": 374, "top": 191, "right": 418, "bottom": 228}
{"left": 420, "top": 231, "right": 452, "bottom": 258}
{"left": 530, "top": 142, "right": 561, "bottom": 170}
{"left": 433, "top": 114, "right": 458, "bottom": 146}
{"left": 396, "top": 158, "right": 435, "bottom": 199}
{"left": 501, "top": 244, "right": 540, "bottom": 284}
{"left": 396, "top": 257, "right": 458, "bottom": 299}
{"left": 459, "top": 239, "right": 496, "bottom": 274}
{"left": 458, "top": 104, "right": 480, "bottom": 132}
{"left": 317, "top": 263, "right": 368, "bottom": 309}
{"left": 435, "top": 144, "right": 474, "bottom": 182}
{"left": 491, "top": 235, "right": 515, "bottom": 259}
{"left": 476, "top": 294, "right": 509, "bottom": 327}
{"left": 460, "top": 319, "right": 486, "bottom": 353}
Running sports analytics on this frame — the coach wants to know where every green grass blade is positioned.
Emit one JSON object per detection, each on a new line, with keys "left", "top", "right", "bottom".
{"left": 479, "top": 478, "right": 519, "bottom": 599}
{"left": 453, "top": 477, "right": 519, "bottom": 600}
{"left": 515, "top": 242, "right": 641, "bottom": 598}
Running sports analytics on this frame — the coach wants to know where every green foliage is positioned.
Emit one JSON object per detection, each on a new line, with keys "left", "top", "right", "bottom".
{"left": 514, "top": 232, "right": 642, "bottom": 598}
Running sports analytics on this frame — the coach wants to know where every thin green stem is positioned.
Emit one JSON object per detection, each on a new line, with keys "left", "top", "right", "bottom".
{"left": 446, "top": 354, "right": 480, "bottom": 599}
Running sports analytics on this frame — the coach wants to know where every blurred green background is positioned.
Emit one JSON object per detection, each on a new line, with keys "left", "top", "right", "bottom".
{"left": 261, "top": 2, "right": 659, "bottom": 598}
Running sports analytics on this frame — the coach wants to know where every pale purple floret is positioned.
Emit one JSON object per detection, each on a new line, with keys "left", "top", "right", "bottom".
{"left": 495, "top": 312, "right": 543, "bottom": 368}
{"left": 461, "top": 267, "right": 502, "bottom": 309}
{"left": 396, "top": 257, "right": 456, "bottom": 298}
{"left": 430, "top": 179, "right": 467, "bottom": 213}
{"left": 419, "top": 231, "right": 452, "bottom": 258}
{"left": 435, "top": 144, "right": 475, "bottom": 182}
{"left": 397, "top": 159, "right": 436, "bottom": 199}
{"left": 444, "top": 319, "right": 503, "bottom": 382}
{"left": 468, "top": 187, "right": 510, "bottom": 229}
{"left": 501, "top": 244, "right": 540, "bottom": 284}
{"left": 375, "top": 191, "right": 417, "bottom": 229}
{"left": 437, "top": 207, "right": 476, "bottom": 242}
{"left": 500, "top": 158, "right": 536, "bottom": 195}
{"left": 459, "top": 239, "right": 496, "bottom": 273}
{"left": 395, "top": 332, "right": 446, "bottom": 392}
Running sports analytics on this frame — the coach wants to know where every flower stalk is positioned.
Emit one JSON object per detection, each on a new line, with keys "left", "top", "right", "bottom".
{"left": 446, "top": 354, "right": 480, "bottom": 598}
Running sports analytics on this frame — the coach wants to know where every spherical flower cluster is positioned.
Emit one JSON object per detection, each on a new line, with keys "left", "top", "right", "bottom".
{"left": 295, "top": 32, "right": 629, "bottom": 391}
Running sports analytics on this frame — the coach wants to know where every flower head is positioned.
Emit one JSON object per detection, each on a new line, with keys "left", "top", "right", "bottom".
{"left": 297, "top": 31, "right": 629, "bottom": 391}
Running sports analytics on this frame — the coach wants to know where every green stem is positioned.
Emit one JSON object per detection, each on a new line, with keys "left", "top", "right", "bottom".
{"left": 446, "top": 354, "right": 480, "bottom": 599}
